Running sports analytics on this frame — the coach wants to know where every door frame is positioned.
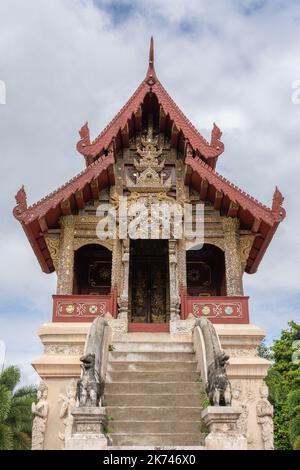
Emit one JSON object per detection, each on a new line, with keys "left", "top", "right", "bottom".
{"left": 128, "top": 239, "right": 170, "bottom": 328}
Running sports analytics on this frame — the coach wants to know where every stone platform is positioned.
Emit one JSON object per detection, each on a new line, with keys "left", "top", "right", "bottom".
{"left": 32, "top": 323, "right": 270, "bottom": 450}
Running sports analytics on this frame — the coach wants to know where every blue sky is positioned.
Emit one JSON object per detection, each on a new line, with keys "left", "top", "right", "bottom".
{"left": 0, "top": 0, "right": 300, "bottom": 384}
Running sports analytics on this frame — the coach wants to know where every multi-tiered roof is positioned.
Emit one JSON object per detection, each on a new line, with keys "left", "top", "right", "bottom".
{"left": 13, "top": 38, "right": 285, "bottom": 274}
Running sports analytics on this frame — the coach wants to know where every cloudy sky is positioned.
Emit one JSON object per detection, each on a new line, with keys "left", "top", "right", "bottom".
{"left": 0, "top": 0, "right": 299, "bottom": 385}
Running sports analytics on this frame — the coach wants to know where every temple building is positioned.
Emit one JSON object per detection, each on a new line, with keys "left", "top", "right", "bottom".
{"left": 14, "top": 38, "right": 285, "bottom": 450}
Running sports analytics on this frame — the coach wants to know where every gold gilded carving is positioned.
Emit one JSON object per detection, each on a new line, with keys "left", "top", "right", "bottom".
{"left": 45, "top": 235, "right": 59, "bottom": 271}
{"left": 205, "top": 237, "right": 224, "bottom": 252}
{"left": 186, "top": 238, "right": 224, "bottom": 252}
{"left": 177, "top": 238, "right": 187, "bottom": 287}
{"left": 169, "top": 240, "right": 180, "bottom": 320}
{"left": 118, "top": 239, "right": 130, "bottom": 320}
{"left": 111, "top": 238, "right": 122, "bottom": 290}
{"left": 57, "top": 215, "right": 75, "bottom": 295}
{"left": 74, "top": 238, "right": 113, "bottom": 252}
{"left": 240, "top": 235, "right": 255, "bottom": 270}
{"left": 222, "top": 217, "right": 243, "bottom": 296}
{"left": 127, "top": 115, "right": 172, "bottom": 192}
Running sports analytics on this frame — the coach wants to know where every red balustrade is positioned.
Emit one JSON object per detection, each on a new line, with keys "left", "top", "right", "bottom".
{"left": 52, "top": 287, "right": 118, "bottom": 322}
{"left": 180, "top": 287, "right": 249, "bottom": 324}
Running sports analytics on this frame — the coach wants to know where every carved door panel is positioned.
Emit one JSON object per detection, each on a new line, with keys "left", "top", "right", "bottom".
{"left": 131, "top": 261, "right": 149, "bottom": 323}
{"left": 131, "top": 259, "right": 167, "bottom": 323}
{"left": 150, "top": 261, "right": 167, "bottom": 323}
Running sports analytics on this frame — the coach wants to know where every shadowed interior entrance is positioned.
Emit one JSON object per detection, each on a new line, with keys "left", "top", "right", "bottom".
{"left": 129, "top": 240, "right": 170, "bottom": 325}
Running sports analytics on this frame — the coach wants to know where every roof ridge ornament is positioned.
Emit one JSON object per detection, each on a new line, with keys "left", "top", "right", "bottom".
{"left": 210, "top": 123, "right": 224, "bottom": 153}
{"left": 145, "top": 36, "right": 158, "bottom": 86}
{"left": 272, "top": 186, "right": 286, "bottom": 221}
{"left": 13, "top": 185, "right": 27, "bottom": 219}
{"left": 77, "top": 122, "right": 94, "bottom": 166}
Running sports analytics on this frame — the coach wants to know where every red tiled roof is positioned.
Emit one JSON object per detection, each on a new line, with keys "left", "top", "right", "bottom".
{"left": 185, "top": 154, "right": 285, "bottom": 225}
{"left": 77, "top": 39, "right": 224, "bottom": 162}
{"left": 14, "top": 152, "right": 115, "bottom": 225}
{"left": 13, "top": 38, "right": 285, "bottom": 275}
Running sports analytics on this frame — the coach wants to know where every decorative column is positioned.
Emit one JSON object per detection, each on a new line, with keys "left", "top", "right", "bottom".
{"left": 169, "top": 240, "right": 180, "bottom": 321}
{"left": 222, "top": 217, "right": 243, "bottom": 296}
{"left": 111, "top": 238, "right": 122, "bottom": 292}
{"left": 118, "top": 239, "right": 130, "bottom": 320}
{"left": 57, "top": 215, "right": 75, "bottom": 295}
{"left": 177, "top": 238, "right": 187, "bottom": 288}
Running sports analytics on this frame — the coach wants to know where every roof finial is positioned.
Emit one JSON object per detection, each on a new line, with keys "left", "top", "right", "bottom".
{"left": 149, "top": 36, "right": 154, "bottom": 67}
{"left": 146, "top": 36, "right": 157, "bottom": 85}
{"left": 272, "top": 186, "right": 286, "bottom": 221}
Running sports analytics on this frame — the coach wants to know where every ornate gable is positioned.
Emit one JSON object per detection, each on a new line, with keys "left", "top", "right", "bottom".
{"left": 13, "top": 38, "right": 285, "bottom": 274}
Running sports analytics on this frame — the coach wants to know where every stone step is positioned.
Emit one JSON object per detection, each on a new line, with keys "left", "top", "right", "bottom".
{"left": 110, "top": 420, "right": 202, "bottom": 434}
{"left": 104, "top": 393, "right": 201, "bottom": 407}
{"left": 111, "top": 342, "right": 194, "bottom": 353}
{"left": 106, "top": 371, "right": 199, "bottom": 383}
{"left": 108, "top": 446, "right": 206, "bottom": 450}
{"left": 109, "top": 351, "right": 196, "bottom": 362}
{"left": 109, "top": 433, "right": 205, "bottom": 447}
{"left": 112, "top": 332, "right": 177, "bottom": 342}
{"left": 106, "top": 406, "right": 202, "bottom": 421}
{"left": 107, "top": 361, "right": 197, "bottom": 372}
{"left": 105, "top": 382, "right": 201, "bottom": 395}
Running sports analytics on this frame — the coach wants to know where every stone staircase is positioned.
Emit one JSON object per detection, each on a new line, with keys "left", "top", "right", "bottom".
{"left": 103, "top": 333, "right": 206, "bottom": 449}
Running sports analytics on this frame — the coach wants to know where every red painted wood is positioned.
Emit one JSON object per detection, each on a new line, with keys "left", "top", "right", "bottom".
{"left": 180, "top": 289, "right": 249, "bottom": 324}
{"left": 128, "top": 323, "right": 170, "bottom": 333}
{"left": 13, "top": 39, "right": 285, "bottom": 280}
{"left": 52, "top": 292, "right": 117, "bottom": 322}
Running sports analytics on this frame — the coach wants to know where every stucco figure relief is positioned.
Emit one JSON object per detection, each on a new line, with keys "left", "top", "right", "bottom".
{"left": 31, "top": 381, "right": 49, "bottom": 450}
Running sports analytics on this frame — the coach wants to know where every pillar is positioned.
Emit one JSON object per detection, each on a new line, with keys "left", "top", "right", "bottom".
{"left": 111, "top": 238, "right": 122, "bottom": 292}
{"left": 118, "top": 239, "right": 130, "bottom": 320}
{"left": 169, "top": 240, "right": 180, "bottom": 321}
{"left": 57, "top": 215, "right": 75, "bottom": 295}
{"left": 177, "top": 238, "right": 187, "bottom": 288}
{"left": 222, "top": 217, "right": 244, "bottom": 296}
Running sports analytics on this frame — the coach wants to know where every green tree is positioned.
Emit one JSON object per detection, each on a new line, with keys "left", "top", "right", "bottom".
{"left": 265, "top": 321, "right": 300, "bottom": 450}
{"left": 258, "top": 339, "right": 272, "bottom": 360}
{"left": 0, "top": 366, "right": 36, "bottom": 450}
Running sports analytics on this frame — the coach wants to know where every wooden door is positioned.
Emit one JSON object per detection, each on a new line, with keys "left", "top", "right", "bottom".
{"left": 130, "top": 240, "right": 168, "bottom": 323}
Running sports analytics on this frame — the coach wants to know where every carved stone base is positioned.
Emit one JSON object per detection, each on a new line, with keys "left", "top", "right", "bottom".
{"left": 201, "top": 406, "right": 247, "bottom": 450}
{"left": 170, "top": 318, "right": 196, "bottom": 336}
{"left": 65, "top": 407, "right": 108, "bottom": 450}
{"left": 110, "top": 318, "right": 128, "bottom": 333}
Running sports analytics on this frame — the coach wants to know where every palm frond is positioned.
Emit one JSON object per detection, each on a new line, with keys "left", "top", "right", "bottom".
{"left": 0, "top": 423, "right": 13, "bottom": 450}
{"left": 14, "top": 386, "right": 37, "bottom": 399}
{"left": 12, "top": 430, "right": 31, "bottom": 450}
{"left": 0, "top": 366, "right": 21, "bottom": 392}
{"left": 0, "top": 384, "right": 12, "bottom": 422}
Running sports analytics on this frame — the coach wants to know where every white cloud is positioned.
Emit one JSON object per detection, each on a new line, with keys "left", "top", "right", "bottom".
{"left": 0, "top": 0, "right": 300, "bottom": 379}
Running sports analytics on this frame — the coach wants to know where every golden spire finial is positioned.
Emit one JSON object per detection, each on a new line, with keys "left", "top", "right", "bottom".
{"left": 149, "top": 36, "right": 154, "bottom": 67}
{"left": 146, "top": 36, "right": 157, "bottom": 85}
